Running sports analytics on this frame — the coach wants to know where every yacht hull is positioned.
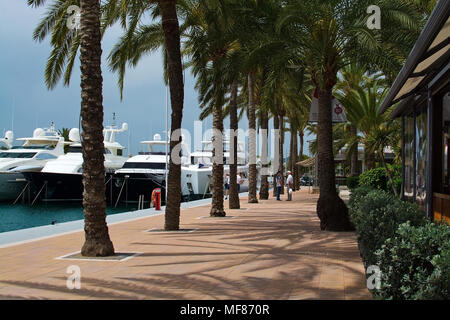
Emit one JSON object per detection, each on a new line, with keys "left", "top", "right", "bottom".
{"left": 112, "top": 172, "right": 167, "bottom": 204}
{"left": 0, "top": 172, "right": 28, "bottom": 201}
{"left": 23, "top": 172, "right": 116, "bottom": 202}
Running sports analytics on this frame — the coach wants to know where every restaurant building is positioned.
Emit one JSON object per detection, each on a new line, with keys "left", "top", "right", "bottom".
{"left": 379, "top": 0, "right": 449, "bottom": 222}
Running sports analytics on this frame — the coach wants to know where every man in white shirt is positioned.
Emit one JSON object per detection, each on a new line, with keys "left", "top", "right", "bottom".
{"left": 236, "top": 173, "right": 243, "bottom": 193}
{"left": 286, "top": 171, "right": 293, "bottom": 201}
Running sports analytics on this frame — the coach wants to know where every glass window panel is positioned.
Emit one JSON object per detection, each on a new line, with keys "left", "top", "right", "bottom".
{"left": 404, "top": 115, "right": 414, "bottom": 200}
{"left": 415, "top": 111, "right": 427, "bottom": 210}
{"left": 443, "top": 92, "right": 450, "bottom": 194}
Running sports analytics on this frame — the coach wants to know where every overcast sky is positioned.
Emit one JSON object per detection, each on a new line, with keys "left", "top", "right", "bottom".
{"left": 0, "top": 1, "right": 311, "bottom": 157}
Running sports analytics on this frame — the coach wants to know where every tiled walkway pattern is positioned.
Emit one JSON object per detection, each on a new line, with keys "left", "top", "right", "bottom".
{"left": 0, "top": 190, "right": 371, "bottom": 299}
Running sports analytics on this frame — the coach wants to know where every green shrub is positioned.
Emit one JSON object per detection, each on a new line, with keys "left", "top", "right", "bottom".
{"left": 346, "top": 175, "right": 360, "bottom": 189}
{"left": 374, "top": 221, "right": 450, "bottom": 300}
{"left": 349, "top": 189, "right": 427, "bottom": 267}
{"left": 359, "top": 167, "right": 388, "bottom": 191}
{"left": 359, "top": 165, "right": 402, "bottom": 194}
{"left": 388, "top": 164, "right": 402, "bottom": 195}
{"left": 348, "top": 185, "right": 375, "bottom": 216}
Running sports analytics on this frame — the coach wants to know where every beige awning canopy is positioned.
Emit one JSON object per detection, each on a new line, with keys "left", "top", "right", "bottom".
{"left": 379, "top": 0, "right": 450, "bottom": 116}
{"left": 297, "top": 157, "right": 315, "bottom": 167}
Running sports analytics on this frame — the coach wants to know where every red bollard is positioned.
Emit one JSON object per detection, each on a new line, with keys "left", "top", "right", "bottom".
{"left": 154, "top": 188, "right": 161, "bottom": 210}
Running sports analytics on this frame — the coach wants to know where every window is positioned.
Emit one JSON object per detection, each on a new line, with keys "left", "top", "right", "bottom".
{"left": 0, "top": 152, "right": 37, "bottom": 158}
{"left": 443, "top": 92, "right": 450, "bottom": 194}
{"left": 34, "top": 153, "right": 58, "bottom": 160}
{"left": 122, "top": 162, "right": 166, "bottom": 169}
{"left": 415, "top": 111, "right": 427, "bottom": 210}
{"left": 148, "top": 144, "right": 167, "bottom": 154}
{"left": 68, "top": 146, "right": 83, "bottom": 153}
{"left": 404, "top": 115, "right": 414, "bottom": 200}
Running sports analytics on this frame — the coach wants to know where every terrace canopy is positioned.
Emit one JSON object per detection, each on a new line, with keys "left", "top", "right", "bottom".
{"left": 379, "top": 0, "right": 450, "bottom": 222}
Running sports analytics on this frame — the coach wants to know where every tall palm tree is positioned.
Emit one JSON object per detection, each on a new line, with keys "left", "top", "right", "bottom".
{"left": 78, "top": 0, "right": 115, "bottom": 256}
{"left": 185, "top": 1, "right": 238, "bottom": 217}
{"left": 247, "top": 71, "right": 259, "bottom": 203}
{"left": 29, "top": 0, "right": 186, "bottom": 231}
{"left": 278, "top": 0, "right": 424, "bottom": 231}
{"left": 228, "top": 80, "right": 240, "bottom": 209}
{"left": 335, "top": 64, "right": 385, "bottom": 173}
{"left": 29, "top": 0, "right": 115, "bottom": 256}
{"left": 335, "top": 79, "right": 401, "bottom": 195}
{"left": 158, "top": 0, "right": 185, "bottom": 229}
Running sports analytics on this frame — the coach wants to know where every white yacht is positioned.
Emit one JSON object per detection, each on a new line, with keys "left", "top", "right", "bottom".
{"left": 0, "top": 124, "right": 65, "bottom": 201}
{"left": 113, "top": 133, "right": 191, "bottom": 204}
{"left": 24, "top": 123, "right": 129, "bottom": 201}
{"left": 182, "top": 139, "right": 249, "bottom": 199}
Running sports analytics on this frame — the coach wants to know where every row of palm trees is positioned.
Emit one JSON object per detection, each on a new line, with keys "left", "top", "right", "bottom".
{"left": 29, "top": 0, "right": 433, "bottom": 256}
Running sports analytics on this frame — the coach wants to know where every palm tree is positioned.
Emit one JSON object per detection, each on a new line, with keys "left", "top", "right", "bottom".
{"left": 184, "top": 1, "right": 239, "bottom": 217}
{"left": 29, "top": 0, "right": 186, "bottom": 231}
{"left": 247, "top": 71, "right": 259, "bottom": 203}
{"left": 29, "top": 0, "right": 114, "bottom": 256}
{"left": 335, "top": 79, "right": 401, "bottom": 195}
{"left": 228, "top": 80, "right": 240, "bottom": 209}
{"left": 78, "top": 0, "right": 115, "bottom": 256}
{"left": 278, "top": 0, "right": 424, "bottom": 231}
{"left": 58, "top": 127, "right": 71, "bottom": 153}
{"left": 158, "top": 0, "right": 185, "bottom": 229}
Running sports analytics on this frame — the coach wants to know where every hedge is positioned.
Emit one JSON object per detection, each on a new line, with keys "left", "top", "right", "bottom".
{"left": 348, "top": 188, "right": 427, "bottom": 267}
{"left": 375, "top": 221, "right": 450, "bottom": 299}
{"left": 348, "top": 187, "right": 449, "bottom": 299}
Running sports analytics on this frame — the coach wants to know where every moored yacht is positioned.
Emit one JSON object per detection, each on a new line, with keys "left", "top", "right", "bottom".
{"left": 0, "top": 124, "right": 65, "bottom": 201}
{"left": 113, "top": 133, "right": 191, "bottom": 204}
{"left": 181, "top": 139, "right": 249, "bottom": 199}
{"left": 24, "top": 123, "right": 129, "bottom": 201}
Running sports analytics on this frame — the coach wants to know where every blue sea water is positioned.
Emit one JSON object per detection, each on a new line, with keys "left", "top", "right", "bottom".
{"left": 0, "top": 202, "right": 136, "bottom": 233}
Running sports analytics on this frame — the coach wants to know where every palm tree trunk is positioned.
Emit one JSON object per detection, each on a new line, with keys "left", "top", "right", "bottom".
{"left": 350, "top": 125, "right": 359, "bottom": 176}
{"left": 159, "top": 0, "right": 184, "bottom": 230}
{"left": 278, "top": 114, "right": 285, "bottom": 194}
{"left": 79, "top": 0, "right": 114, "bottom": 256}
{"left": 247, "top": 72, "right": 258, "bottom": 203}
{"left": 316, "top": 87, "right": 353, "bottom": 231}
{"left": 272, "top": 110, "right": 279, "bottom": 197}
{"left": 229, "top": 80, "right": 240, "bottom": 209}
{"left": 298, "top": 130, "right": 304, "bottom": 188}
{"left": 289, "top": 128, "right": 294, "bottom": 190}
{"left": 292, "top": 128, "right": 299, "bottom": 191}
{"left": 259, "top": 110, "right": 269, "bottom": 199}
{"left": 210, "top": 104, "right": 226, "bottom": 216}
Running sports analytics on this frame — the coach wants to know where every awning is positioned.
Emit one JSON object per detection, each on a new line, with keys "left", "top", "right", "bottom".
{"left": 297, "top": 157, "right": 315, "bottom": 167}
{"left": 379, "top": 0, "right": 450, "bottom": 117}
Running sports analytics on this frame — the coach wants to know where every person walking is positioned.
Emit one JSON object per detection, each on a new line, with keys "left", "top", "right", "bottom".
{"left": 236, "top": 172, "right": 243, "bottom": 193}
{"left": 224, "top": 173, "right": 230, "bottom": 200}
{"left": 276, "top": 171, "right": 282, "bottom": 201}
{"left": 286, "top": 171, "right": 293, "bottom": 201}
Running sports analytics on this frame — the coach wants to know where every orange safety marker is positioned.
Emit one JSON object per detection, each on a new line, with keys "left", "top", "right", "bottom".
{"left": 154, "top": 188, "right": 161, "bottom": 210}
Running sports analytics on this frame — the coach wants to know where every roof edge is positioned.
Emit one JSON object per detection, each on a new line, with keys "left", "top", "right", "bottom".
{"left": 379, "top": 0, "right": 450, "bottom": 114}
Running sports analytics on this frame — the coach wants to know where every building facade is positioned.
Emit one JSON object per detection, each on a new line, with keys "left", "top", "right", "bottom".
{"left": 379, "top": 0, "right": 450, "bottom": 222}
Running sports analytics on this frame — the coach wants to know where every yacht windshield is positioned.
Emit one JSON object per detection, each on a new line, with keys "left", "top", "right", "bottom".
{"left": 149, "top": 144, "right": 167, "bottom": 154}
{"left": 0, "top": 152, "right": 37, "bottom": 158}
{"left": 11, "top": 145, "right": 55, "bottom": 150}
{"left": 68, "top": 146, "right": 111, "bottom": 154}
{"left": 68, "top": 146, "right": 83, "bottom": 153}
{"left": 122, "top": 162, "right": 166, "bottom": 169}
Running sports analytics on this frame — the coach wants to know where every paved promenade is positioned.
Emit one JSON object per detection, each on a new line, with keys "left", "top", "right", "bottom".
{"left": 0, "top": 189, "right": 371, "bottom": 300}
